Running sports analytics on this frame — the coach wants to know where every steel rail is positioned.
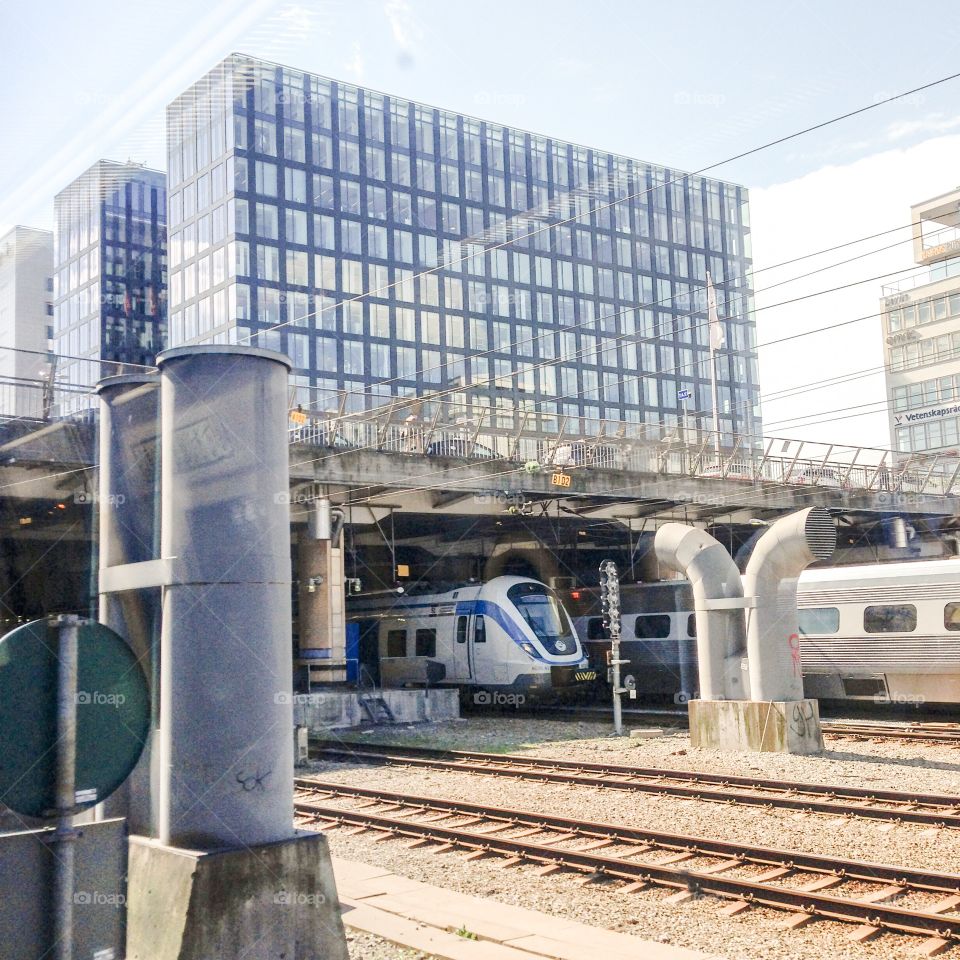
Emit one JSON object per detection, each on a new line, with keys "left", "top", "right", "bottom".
{"left": 295, "top": 780, "right": 960, "bottom": 941}
{"left": 824, "top": 722, "right": 960, "bottom": 745}
{"left": 311, "top": 741, "right": 960, "bottom": 828}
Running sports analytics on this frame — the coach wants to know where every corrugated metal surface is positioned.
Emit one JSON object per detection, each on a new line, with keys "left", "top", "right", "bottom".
{"left": 800, "top": 584, "right": 960, "bottom": 603}
{"left": 801, "top": 636, "right": 960, "bottom": 670}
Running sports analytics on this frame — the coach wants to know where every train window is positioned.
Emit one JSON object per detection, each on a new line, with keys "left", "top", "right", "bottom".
{"left": 415, "top": 628, "right": 436, "bottom": 657}
{"left": 945, "top": 604, "right": 960, "bottom": 631}
{"left": 687, "top": 614, "right": 696, "bottom": 637}
{"left": 863, "top": 604, "right": 917, "bottom": 633}
{"left": 634, "top": 614, "right": 671, "bottom": 639}
{"left": 798, "top": 607, "right": 840, "bottom": 635}
{"left": 587, "top": 617, "right": 608, "bottom": 640}
{"left": 386, "top": 629, "right": 407, "bottom": 657}
{"left": 474, "top": 615, "right": 486, "bottom": 643}
{"left": 456, "top": 616, "right": 468, "bottom": 643}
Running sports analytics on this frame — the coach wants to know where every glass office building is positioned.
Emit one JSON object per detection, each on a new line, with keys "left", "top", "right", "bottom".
{"left": 54, "top": 160, "right": 167, "bottom": 413}
{"left": 166, "top": 54, "right": 760, "bottom": 440}
{"left": 883, "top": 188, "right": 960, "bottom": 461}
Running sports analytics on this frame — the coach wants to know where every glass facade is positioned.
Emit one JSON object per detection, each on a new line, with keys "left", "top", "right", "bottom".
{"left": 53, "top": 161, "right": 167, "bottom": 414}
{"left": 166, "top": 54, "right": 760, "bottom": 440}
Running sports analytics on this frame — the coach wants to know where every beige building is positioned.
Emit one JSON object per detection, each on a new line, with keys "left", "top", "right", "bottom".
{"left": 883, "top": 188, "right": 960, "bottom": 462}
{"left": 0, "top": 226, "right": 54, "bottom": 420}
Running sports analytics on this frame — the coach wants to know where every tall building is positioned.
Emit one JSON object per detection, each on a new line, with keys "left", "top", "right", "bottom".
{"left": 0, "top": 226, "right": 54, "bottom": 419}
{"left": 883, "top": 188, "right": 960, "bottom": 460}
{"left": 166, "top": 54, "right": 760, "bottom": 441}
{"left": 53, "top": 160, "right": 167, "bottom": 414}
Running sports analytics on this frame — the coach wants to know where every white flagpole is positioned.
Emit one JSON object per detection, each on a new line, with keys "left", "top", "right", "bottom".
{"left": 707, "top": 272, "right": 723, "bottom": 461}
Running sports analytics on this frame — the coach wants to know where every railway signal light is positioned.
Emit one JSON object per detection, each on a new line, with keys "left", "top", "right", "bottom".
{"left": 599, "top": 560, "right": 625, "bottom": 736}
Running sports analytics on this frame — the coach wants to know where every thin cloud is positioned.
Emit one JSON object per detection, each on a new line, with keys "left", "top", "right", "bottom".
{"left": 885, "top": 113, "right": 960, "bottom": 141}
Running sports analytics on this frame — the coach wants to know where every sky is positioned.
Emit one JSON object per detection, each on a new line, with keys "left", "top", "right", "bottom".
{"left": 3, "top": 0, "right": 960, "bottom": 449}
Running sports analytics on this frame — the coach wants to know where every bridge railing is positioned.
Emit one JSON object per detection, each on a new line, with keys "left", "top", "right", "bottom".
{"left": 288, "top": 410, "right": 960, "bottom": 499}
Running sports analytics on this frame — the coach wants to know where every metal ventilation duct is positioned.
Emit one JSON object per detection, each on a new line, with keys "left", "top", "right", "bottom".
{"left": 743, "top": 507, "right": 836, "bottom": 702}
{"left": 654, "top": 523, "right": 748, "bottom": 701}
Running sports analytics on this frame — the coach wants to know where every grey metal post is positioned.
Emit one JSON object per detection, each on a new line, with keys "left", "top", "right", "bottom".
{"left": 95, "top": 374, "right": 161, "bottom": 835}
{"left": 54, "top": 614, "right": 80, "bottom": 960}
{"left": 742, "top": 507, "right": 836, "bottom": 701}
{"left": 156, "top": 345, "right": 294, "bottom": 849}
{"left": 600, "top": 560, "right": 624, "bottom": 736}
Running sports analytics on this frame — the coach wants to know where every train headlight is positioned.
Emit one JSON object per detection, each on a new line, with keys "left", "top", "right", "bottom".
{"left": 520, "top": 642, "right": 537, "bottom": 657}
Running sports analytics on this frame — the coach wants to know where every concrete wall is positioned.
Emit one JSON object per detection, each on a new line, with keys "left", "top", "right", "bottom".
{"left": 292, "top": 689, "right": 459, "bottom": 730}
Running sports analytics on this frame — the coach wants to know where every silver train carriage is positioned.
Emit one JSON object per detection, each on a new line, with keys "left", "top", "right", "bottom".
{"left": 797, "top": 558, "right": 960, "bottom": 705}
{"left": 570, "top": 559, "right": 960, "bottom": 705}
{"left": 348, "top": 576, "right": 595, "bottom": 700}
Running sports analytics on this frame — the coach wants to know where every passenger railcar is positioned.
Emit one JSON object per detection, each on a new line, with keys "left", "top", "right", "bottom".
{"left": 568, "top": 582, "right": 697, "bottom": 702}
{"left": 797, "top": 558, "right": 960, "bottom": 705}
{"left": 348, "top": 576, "right": 593, "bottom": 700}
{"left": 570, "top": 559, "right": 960, "bottom": 705}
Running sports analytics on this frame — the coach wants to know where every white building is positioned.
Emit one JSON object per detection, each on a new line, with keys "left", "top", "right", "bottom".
{"left": 0, "top": 226, "right": 54, "bottom": 420}
{"left": 883, "top": 188, "right": 960, "bottom": 462}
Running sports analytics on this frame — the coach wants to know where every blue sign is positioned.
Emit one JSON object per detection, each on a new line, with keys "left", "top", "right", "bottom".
{"left": 677, "top": 389, "right": 691, "bottom": 400}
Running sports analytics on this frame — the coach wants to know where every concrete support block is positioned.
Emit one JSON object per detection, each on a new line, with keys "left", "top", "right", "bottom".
{"left": 688, "top": 698, "right": 823, "bottom": 754}
{"left": 126, "top": 831, "right": 349, "bottom": 960}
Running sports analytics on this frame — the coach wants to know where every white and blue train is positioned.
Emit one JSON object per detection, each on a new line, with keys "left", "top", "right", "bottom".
{"left": 348, "top": 576, "right": 595, "bottom": 699}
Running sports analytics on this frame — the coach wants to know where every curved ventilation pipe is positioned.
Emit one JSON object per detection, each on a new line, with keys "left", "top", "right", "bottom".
{"left": 655, "top": 524, "right": 747, "bottom": 700}
{"left": 743, "top": 507, "right": 836, "bottom": 702}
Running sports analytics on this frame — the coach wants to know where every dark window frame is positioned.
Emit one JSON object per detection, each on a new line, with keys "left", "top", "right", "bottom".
{"left": 863, "top": 604, "right": 917, "bottom": 634}
{"left": 415, "top": 627, "right": 437, "bottom": 657}
{"left": 386, "top": 628, "right": 407, "bottom": 657}
{"left": 633, "top": 614, "right": 672, "bottom": 639}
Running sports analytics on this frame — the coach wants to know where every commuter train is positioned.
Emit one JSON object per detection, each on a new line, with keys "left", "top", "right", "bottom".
{"left": 348, "top": 576, "right": 595, "bottom": 700}
{"left": 569, "top": 558, "right": 960, "bottom": 706}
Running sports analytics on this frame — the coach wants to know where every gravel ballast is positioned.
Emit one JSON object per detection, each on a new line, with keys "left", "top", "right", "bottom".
{"left": 307, "top": 718, "right": 960, "bottom": 960}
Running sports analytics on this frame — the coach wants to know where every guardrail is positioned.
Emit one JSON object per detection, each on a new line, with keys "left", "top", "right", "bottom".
{"left": 288, "top": 407, "right": 960, "bottom": 499}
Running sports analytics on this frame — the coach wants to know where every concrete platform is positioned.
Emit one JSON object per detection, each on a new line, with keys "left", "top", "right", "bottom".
{"left": 293, "top": 688, "right": 460, "bottom": 730}
{"left": 334, "top": 857, "right": 727, "bottom": 960}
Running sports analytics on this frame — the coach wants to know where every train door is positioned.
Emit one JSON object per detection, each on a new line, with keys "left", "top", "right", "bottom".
{"left": 452, "top": 613, "right": 472, "bottom": 680}
{"left": 356, "top": 619, "right": 381, "bottom": 686}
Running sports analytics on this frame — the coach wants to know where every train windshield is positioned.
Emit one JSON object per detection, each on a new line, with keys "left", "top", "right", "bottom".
{"left": 507, "top": 583, "right": 577, "bottom": 655}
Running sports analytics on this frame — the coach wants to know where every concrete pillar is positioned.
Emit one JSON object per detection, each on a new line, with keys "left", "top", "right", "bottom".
{"left": 96, "top": 374, "right": 161, "bottom": 835}
{"left": 156, "top": 345, "right": 294, "bottom": 849}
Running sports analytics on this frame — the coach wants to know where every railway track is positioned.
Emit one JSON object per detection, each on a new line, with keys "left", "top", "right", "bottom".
{"left": 823, "top": 721, "right": 960, "bottom": 745}
{"left": 312, "top": 740, "right": 960, "bottom": 829}
{"left": 487, "top": 704, "right": 960, "bottom": 744}
{"left": 295, "top": 777, "right": 960, "bottom": 951}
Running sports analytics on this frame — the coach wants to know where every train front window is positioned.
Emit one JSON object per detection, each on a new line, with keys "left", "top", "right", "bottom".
{"left": 507, "top": 583, "right": 576, "bottom": 654}
{"left": 798, "top": 607, "right": 840, "bottom": 635}
{"left": 864, "top": 604, "right": 917, "bottom": 633}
